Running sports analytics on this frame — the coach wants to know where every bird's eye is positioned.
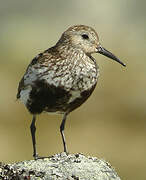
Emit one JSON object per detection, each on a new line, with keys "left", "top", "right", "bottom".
{"left": 81, "top": 34, "right": 89, "bottom": 40}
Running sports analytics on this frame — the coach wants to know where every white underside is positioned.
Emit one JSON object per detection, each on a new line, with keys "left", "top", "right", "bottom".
{"left": 68, "top": 90, "right": 81, "bottom": 103}
{"left": 19, "top": 86, "right": 32, "bottom": 105}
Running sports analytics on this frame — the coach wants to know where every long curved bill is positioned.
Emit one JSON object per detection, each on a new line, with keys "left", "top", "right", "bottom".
{"left": 97, "top": 45, "right": 126, "bottom": 67}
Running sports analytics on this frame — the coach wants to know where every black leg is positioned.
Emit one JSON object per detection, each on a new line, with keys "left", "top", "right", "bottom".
{"left": 60, "top": 113, "right": 68, "bottom": 153}
{"left": 30, "top": 115, "right": 38, "bottom": 159}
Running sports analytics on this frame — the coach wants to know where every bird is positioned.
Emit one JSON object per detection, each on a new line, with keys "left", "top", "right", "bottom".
{"left": 17, "top": 25, "right": 126, "bottom": 160}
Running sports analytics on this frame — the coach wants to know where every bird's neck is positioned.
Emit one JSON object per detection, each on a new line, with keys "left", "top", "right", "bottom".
{"left": 55, "top": 42, "right": 85, "bottom": 59}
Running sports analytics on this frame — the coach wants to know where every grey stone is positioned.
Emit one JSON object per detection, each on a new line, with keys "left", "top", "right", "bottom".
{"left": 0, "top": 153, "right": 121, "bottom": 180}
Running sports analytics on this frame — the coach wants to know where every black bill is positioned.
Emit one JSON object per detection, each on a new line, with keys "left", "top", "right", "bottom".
{"left": 97, "top": 45, "right": 126, "bottom": 67}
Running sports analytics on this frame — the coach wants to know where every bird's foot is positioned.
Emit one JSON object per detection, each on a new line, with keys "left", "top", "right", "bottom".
{"left": 33, "top": 153, "right": 49, "bottom": 160}
{"left": 63, "top": 150, "right": 69, "bottom": 155}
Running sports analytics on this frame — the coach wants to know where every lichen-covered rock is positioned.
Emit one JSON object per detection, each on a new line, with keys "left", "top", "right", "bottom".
{"left": 0, "top": 153, "right": 121, "bottom": 180}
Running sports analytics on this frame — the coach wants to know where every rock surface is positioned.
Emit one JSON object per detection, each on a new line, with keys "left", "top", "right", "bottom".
{"left": 0, "top": 153, "right": 121, "bottom": 180}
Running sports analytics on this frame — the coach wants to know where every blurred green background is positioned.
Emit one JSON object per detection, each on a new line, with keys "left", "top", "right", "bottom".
{"left": 0, "top": 0, "right": 146, "bottom": 179}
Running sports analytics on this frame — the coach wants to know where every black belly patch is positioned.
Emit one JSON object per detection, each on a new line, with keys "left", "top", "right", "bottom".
{"left": 27, "top": 79, "right": 70, "bottom": 114}
{"left": 26, "top": 79, "right": 96, "bottom": 115}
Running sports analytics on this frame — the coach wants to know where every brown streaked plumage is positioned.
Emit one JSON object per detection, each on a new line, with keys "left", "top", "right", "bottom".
{"left": 17, "top": 25, "right": 125, "bottom": 159}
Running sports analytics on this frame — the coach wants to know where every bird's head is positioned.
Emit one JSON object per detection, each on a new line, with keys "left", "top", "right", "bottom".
{"left": 57, "top": 25, "right": 126, "bottom": 67}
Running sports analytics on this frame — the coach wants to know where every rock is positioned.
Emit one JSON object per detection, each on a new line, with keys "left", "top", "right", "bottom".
{"left": 0, "top": 153, "right": 121, "bottom": 180}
